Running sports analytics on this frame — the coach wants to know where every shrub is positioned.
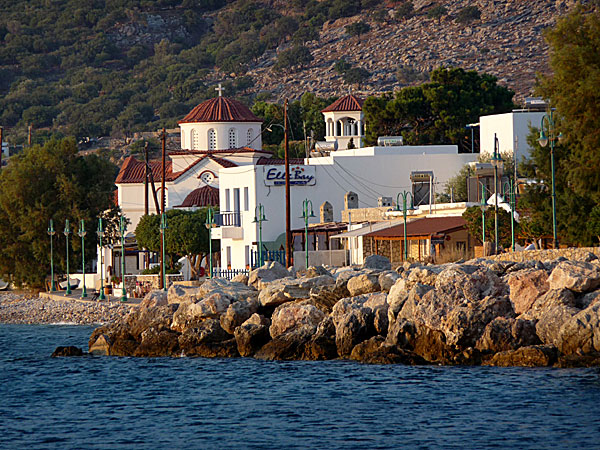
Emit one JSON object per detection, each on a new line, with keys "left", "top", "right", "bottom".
{"left": 456, "top": 6, "right": 481, "bottom": 24}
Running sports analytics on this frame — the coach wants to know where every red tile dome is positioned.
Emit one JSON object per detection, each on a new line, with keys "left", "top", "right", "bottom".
{"left": 322, "top": 94, "right": 364, "bottom": 112}
{"left": 179, "top": 97, "right": 262, "bottom": 124}
{"left": 177, "top": 185, "right": 219, "bottom": 208}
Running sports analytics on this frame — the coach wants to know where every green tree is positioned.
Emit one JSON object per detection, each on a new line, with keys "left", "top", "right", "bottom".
{"left": 135, "top": 208, "right": 216, "bottom": 278}
{"left": 395, "top": 2, "right": 414, "bottom": 20}
{"left": 273, "top": 45, "right": 313, "bottom": 72}
{"left": 427, "top": 5, "right": 447, "bottom": 23}
{"left": 0, "top": 138, "right": 119, "bottom": 288}
{"left": 462, "top": 206, "right": 517, "bottom": 249}
{"left": 345, "top": 21, "right": 371, "bottom": 38}
{"left": 456, "top": 6, "right": 481, "bottom": 24}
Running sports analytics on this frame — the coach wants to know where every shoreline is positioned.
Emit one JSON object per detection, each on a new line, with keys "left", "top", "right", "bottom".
{"left": 0, "top": 292, "right": 136, "bottom": 325}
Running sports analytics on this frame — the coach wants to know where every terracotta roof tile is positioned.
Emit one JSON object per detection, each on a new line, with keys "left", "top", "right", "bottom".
{"left": 256, "top": 156, "right": 305, "bottom": 165}
{"left": 366, "top": 217, "right": 466, "bottom": 238}
{"left": 177, "top": 185, "right": 219, "bottom": 208}
{"left": 322, "top": 94, "right": 364, "bottom": 112}
{"left": 179, "top": 97, "right": 262, "bottom": 124}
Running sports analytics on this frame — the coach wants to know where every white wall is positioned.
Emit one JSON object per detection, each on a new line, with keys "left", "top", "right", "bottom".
{"left": 217, "top": 146, "right": 477, "bottom": 270}
{"left": 480, "top": 111, "right": 545, "bottom": 164}
{"left": 180, "top": 122, "right": 262, "bottom": 151}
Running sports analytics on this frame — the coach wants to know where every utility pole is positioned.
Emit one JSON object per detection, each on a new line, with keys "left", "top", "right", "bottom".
{"left": 284, "top": 99, "right": 292, "bottom": 268}
{"left": 28, "top": 125, "right": 32, "bottom": 147}
{"left": 159, "top": 128, "right": 167, "bottom": 289}
{"left": 144, "top": 141, "right": 149, "bottom": 270}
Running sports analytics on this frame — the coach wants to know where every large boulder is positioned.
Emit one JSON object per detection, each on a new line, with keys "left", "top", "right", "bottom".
{"left": 254, "top": 327, "right": 314, "bottom": 360}
{"left": 178, "top": 319, "right": 238, "bottom": 357}
{"left": 398, "top": 265, "right": 512, "bottom": 348}
{"left": 167, "top": 284, "right": 204, "bottom": 304}
{"left": 125, "top": 305, "right": 177, "bottom": 339}
{"left": 197, "top": 277, "right": 258, "bottom": 301}
{"left": 485, "top": 345, "right": 558, "bottom": 367}
{"left": 257, "top": 278, "right": 310, "bottom": 308}
{"left": 405, "top": 266, "right": 442, "bottom": 288}
{"left": 506, "top": 269, "right": 549, "bottom": 314}
{"left": 521, "top": 288, "right": 578, "bottom": 347}
{"left": 305, "top": 265, "right": 332, "bottom": 278}
{"left": 234, "top": 314, "right": 271, "bottom": 357}
{"left": 51, "top": 346, "right": 84, "bottom": 357}
{"left": 548, "top": 260, "right": 600, "bottom": 293}
{"left": 349, "top": 336, "right": 427, "bottom": 364}
{"left": 135, "top": 327, "right": 180, "bottom": 357}
{"left": 248, "top": 261, "right": 291, "bottom": 289}
{"left": 220, "top": 298, "right": 259, "bottom": 335}
{"left": 387, "top": 281, "right": 429, "bottom": 325}
{"left": 475, "top": 317, "right": 541, "bottom": 353}
{"left": 363, "top": 254, "right": 391, "bottom": 270}
{"left": 171, "top": 292, "right": 232, "bottom": 332}
{"left": 308, "top": 282, "right": 351, "bottom": 314}
{"left": 269, "top": 302, "right": 326, "bottom": 339}
{"left": 334, "top": 307, "right": 376, "bottom": 357}
{"left": 557, "top": 302, "right": 600, "bottom": 355}
{"left": 347, "top": 272, "right": 381, "bottom": 296}
{"left": 140, "top": 290, "right": 168, "bottom": 308}
{"left": 385, "top": 318, "right": 457, "bottom": 364}
{"left": 379, "top": 271, "right": 400, "bottom": 293}
{"left": 303, "top": 316, "right": 338, "bottom": 360}
{"left": 89, "top": 334, "right": 111, "bottom": 356}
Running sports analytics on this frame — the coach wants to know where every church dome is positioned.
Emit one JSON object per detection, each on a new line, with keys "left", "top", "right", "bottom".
{"left": 179, "top": 97, "right": 262, "bottom": 124}
{"left": 322, "top": 94, "right": 364, "bottom": 112}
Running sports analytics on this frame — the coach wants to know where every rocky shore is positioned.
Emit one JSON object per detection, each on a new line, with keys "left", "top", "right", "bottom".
{"left": 0, "top": 293, "right": 134, "bottom": 325}
{"left": 88, "top": 252, "right": 600, "bottom": 367}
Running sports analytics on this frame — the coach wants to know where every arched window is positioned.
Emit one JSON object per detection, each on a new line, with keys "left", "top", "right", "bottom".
{"left": 208, "top": 129, "right": 216, "bottom": 150}
{"left": 228, "top": 128, "right": 238, "bottom": 149}
{"left": 191, "top": 129, "right": 200, "bottom": 150}
{"left": 247, "top": 128, "right": 253, "bottom": 145}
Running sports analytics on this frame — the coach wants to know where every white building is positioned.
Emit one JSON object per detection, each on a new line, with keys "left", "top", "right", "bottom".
{"left": 323, "top": 94, "right": 365, "bottom": 150}
{"left": 214, "top": 145, "right": 477, "bottom": 271}
{"left": 110, "top": 94, "right": 271, "bottom": 278}
{"left": 479, "top": 110, "right": 546, "bottom": 163}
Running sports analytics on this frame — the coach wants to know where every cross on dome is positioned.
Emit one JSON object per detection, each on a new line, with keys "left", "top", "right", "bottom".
{"left": 215, "top": 83, "right": 225, "bottom": 97}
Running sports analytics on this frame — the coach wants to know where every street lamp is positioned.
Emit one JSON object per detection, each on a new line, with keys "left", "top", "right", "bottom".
{"left": 538, "top": 109, "right": 563, "bottom": 249}
{"left": 205, "top": 207, "right": 216, "bottom": 278}
{"left": 78, "top": 219, "right": 87, "bottom": 298}
{"left": 491, "top": 134, "right": 504, "bottom": 254}
{"left": 47, "top": 219, "right": 56, "bottom": 292}
{"left": 503, "top": 179, "right": 517, "bottom": 252}
{"left": 396, "top": 191, "right": 415, "bottom": 261}
{"left": 159, "top": 212, "right": 167, "bottom": 291}
{"left": 300, "top": 199, "right": 315, "bottom": 270}
{"left": 119, "top": 215, "right": 127, "bottom": 302}
{"left": 252, "top": 204, "right": 268, "bottom": 267}
{"left": 480, "top": 182, "right": 489, "bottom": 249}
{"left": 64, "top": 219, "right": 71, "bottom": 295}
{"left": 97, "top": 218, "right": 105, "bottom": 301}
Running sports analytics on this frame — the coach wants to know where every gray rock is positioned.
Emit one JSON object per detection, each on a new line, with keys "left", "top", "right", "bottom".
{"left": 234, "top": 315, "right": 271, "bottom": 357}
{"left": 167, "top": 284, "right": 204, "bottom": 304}
{"left": 257, "top": 278, "right": 310, "bottom": 308}
{"left": 558, "top": 302, "right": 600, "bottom": 355}
{"left": 347, "top": 272, "right": 381, "bottom": 296}
{"left": 506, "top": 269, "right": 549, "bottom": 315}
{"left": 171, "top": 292, "right": 232, "bottom": 332}
{"left": 231, "top": 273, "right": 249, "bottom": 285}
{"left": 475, "top": 317, "right": 541, "bottom": 353}
{"left": 248, "top": 261, "right": 291, "bottom": 289}
{"left": 379, "top": 270, "right": 400, "bottom": 292}
{"left": 220, "top": 298, "right": 259, "bottom": 335}
{"left": 254, "top": 327, "right": 314, "bottom": 360}
{"left": 198, "top": 277, "right": 258, "bottom": 301}
{"left": 141, "top": 290, "right": 168, "bottom": 308}
{"left": 178, "top": 319, "right": 237, "bottom": 357}
{"left": 363, "top": 254, "right": 391, "bottom": 270}
{"left": 548, "top": 260, "right": 600, "bottom": 293}
{"left": 335, "top": 307, "right": 376, "bottom": 357}
{"left": 303, "top": 316, "right": 337, "bottom": 360}
{"left": 269, "top": 302, "right": 325, "bottom": 339}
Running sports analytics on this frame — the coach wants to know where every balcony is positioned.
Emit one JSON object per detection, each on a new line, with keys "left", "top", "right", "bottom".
{"left": 213, "top": 211, "right": 243, "bottom": 240}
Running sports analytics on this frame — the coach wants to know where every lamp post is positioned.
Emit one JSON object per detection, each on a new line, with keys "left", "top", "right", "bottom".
{"left": 491, "top": 134, "right": 504, "bottom": 254}
{"left": 78, "top": 219, "right": 87, "bottom": 298}
{"left": 160, "top": 212, "right": 167, "bottom": 291}
{"left": 252, "top": 204, "right": 268, "bottom": 267}
{"left": 119, "top": 215, "right": 127, "bottom": 302}
{"left": 396, "top": 191, "right": 415, "bottom": 261}
{"left": 538, "top": 109, "right": 562, "bottom": 249}
{"left": 47, "top": 219, "right": 56, "bottom": 292}
{"left": 503, "top": 179, "right": 517, "bottom": 252}
{"left": 300, "top": 199, "right": 315, "bottom": 270}
{"left": 480, "top": 182, "right": 489, "bottom": 249}
{"left": 64, "top": 220, "right": 71, "bottom": 295}
{"left": 204, "top": 207, "right": 215, "bottom": 278}
{"left": 97, "top": 218, "right": 105, "bottom": 300}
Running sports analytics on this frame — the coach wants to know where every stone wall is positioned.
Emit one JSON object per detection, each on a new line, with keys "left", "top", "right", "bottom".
{"left": 485, "top": 247, "right": 600, "bottom": 263}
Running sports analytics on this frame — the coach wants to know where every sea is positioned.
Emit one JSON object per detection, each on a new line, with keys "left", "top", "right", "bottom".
{"left": 1, "top": 324, "right": 599, "bottom": 450}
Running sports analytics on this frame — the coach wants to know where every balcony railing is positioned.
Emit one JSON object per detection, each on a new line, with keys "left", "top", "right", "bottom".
{"left": 215, "top": 211, "right": 241, "bottom": 227}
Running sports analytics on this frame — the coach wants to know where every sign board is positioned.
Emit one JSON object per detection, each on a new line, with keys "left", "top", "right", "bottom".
{"left": 263, "top": 165, "right": 316, "bottom": 186}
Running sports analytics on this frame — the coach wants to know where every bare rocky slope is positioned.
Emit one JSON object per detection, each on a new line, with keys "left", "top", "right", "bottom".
{"left": 245, "top": 0, "right": 584, "bottom": 103}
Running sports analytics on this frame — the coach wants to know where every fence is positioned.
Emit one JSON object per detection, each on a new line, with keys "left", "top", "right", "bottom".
{"left": 215, "top": 212, "right": 241, "bottom": 227}
{"left": 212, "top": 268, "right": 249, "bottom": 280}
{"left": 250, "top": 249, "right": 286, "bottom": 269}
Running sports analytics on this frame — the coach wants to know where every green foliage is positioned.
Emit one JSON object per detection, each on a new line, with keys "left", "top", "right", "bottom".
{"left": 363, "top": 67, "right": 514, "bottom": 149}
{"left": 0, "top": 138, "right": 119, "bottom": 288}
{"left": 462, "top": 206, "right": 518, "bottom": 249}
{"left": 343, "top": 67, "right": 370, "bottom": 86}
{"left": 395, "top": 2, "right": 414, "bottom": 20}
{"left": 135, "top": 208, "right": 216, "bottom": 276}
{"left": 427, "top": 5, "right": 448, "bottom": 22}
{"left": 456, "top": 6, "right": 481, "bottom": 24}
{"left": 274, "top": 45, "right": 313, "bottom": 72}
{"left": 345, "top": 21, "right": 371, "bottom": 38}
{"left": 396, "top": 64, "right": 429, "bottom": 85}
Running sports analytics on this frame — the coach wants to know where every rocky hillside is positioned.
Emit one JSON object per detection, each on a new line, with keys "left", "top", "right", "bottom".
{"left": 247, "top": 0, "right": 582, "bottom": 103}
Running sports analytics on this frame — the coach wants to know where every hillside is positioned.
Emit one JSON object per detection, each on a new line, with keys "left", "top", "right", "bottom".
{"left": 0, "top": 0, "right": 586, "bottom": 144}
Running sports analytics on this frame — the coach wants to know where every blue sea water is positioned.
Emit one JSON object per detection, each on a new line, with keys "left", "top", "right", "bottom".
{"left": 1, "top": 324, "right": 600, "bottom": 450}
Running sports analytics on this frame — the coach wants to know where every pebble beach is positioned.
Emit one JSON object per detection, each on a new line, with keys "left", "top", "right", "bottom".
{"left": 0, "top": 292, "right": 135, "bottom": 325}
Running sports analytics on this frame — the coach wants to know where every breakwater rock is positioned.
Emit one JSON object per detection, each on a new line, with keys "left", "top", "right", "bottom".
{"left": 89, "top": 255, "right": 600, "bottom": 367}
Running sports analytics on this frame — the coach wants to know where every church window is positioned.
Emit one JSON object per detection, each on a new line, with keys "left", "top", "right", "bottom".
{"left": 229, "top": 128, "right": 238, "bottom": 149}
{"left": 208, "top": 129, "right": 216, "bottom": 150}
{"left": 192, "top": 129, "right": 200, "bottom": 150}
{"left": 247, "top": 128, "right": 253, "bottom": 145}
